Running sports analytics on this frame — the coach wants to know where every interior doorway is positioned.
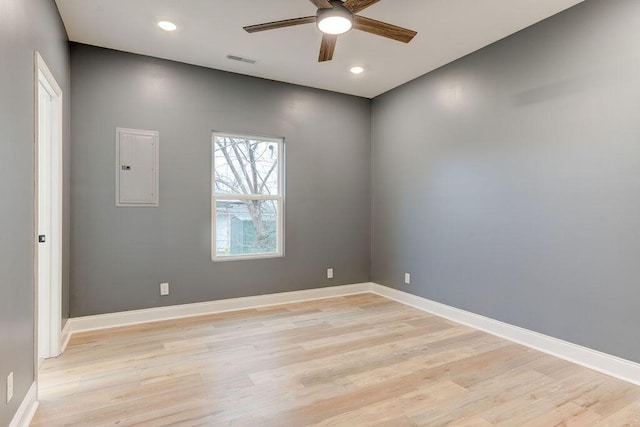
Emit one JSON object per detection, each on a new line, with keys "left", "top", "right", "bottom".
{"left": 35, "top": 52, "right": 63, "bottom": 363}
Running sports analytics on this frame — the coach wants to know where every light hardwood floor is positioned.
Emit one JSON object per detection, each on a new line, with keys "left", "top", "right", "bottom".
{"left": 33, "top": 294, "right": 640, "bottom": 426}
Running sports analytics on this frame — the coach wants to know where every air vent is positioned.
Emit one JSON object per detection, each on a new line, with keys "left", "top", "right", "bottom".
{"left": 226, "top": 54, "right": 257, "bottom": 64}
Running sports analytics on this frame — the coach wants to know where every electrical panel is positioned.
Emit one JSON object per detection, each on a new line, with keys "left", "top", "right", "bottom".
{"left": 116, "top": 128, "right": 159, "bottom": 207}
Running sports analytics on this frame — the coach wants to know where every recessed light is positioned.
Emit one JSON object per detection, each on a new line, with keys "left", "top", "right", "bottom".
{"left": 158, "top": 21, "right": 177, "bottom": 32}
{"left": 350, "top": 66, "right": 365, "bottom": 75}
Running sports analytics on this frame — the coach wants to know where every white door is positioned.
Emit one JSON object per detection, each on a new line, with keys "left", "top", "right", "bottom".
{"left": 36, "top": 52, "right": 63, "bottom": 362}
{"left": 37, "top": 81, "right": 53, "bottom": 362}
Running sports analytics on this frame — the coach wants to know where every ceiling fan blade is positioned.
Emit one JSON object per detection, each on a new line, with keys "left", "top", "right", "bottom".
{"left": 244, "top": 16, "right": 316, "bottom": 33}
{"left": 353, "top": 15, "right": 417, "bottom": 43}
{"left": 309, "top": 0, "right": 333, "bottom": 9}
{"left": 343, "top": 0, "right": 380, "bottom": 14}
{"left": 318, "top": 34, "right": 338, "bottom": 62}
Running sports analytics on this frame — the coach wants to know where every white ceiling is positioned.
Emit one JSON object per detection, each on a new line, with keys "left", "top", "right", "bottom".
{"left": 55, "top": 0, "right": 584, "bottom": 98}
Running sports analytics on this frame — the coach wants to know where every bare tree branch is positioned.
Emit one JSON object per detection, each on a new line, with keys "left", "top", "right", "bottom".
{"left": 217, "top": 140, "right": 250, "bottom": 195}
{"left": 258, "top": 161, "right": 278, "bottom": 195}
{"left": 214, "top": 174, "right": 242, "bottom": 193}
{"left": 230, "top": 140, "right": 255, "bottom": 194}
{"left": 247, "top": 141, "right": 259, "bottom": 194}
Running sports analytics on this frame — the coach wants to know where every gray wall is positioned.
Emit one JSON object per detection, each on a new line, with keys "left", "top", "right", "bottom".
{"left": 70, "top": 44, "right": 371, "bottom": 317}
{"left": 372, "top": 0, "right": 640, "bottom": 363}
{"left": 0, "top": 0, "right": 70, "bottom": 424}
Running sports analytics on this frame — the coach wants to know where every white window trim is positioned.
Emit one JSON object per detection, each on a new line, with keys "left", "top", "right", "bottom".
{"left": 211, "top": 132, "right": 284, "bottom": 262}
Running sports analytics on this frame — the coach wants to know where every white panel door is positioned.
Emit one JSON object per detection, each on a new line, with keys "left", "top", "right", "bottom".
{"left": 37, "top": 81, "right": 52, "bottom": 362}
{"left": 36, "top": 51, "right": 63, "bottom": 362}
{"left": 116, "top": 128, "right": 159, "bottom": 206}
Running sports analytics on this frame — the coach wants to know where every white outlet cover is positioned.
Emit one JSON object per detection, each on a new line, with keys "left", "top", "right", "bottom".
{"left": 327, "top": 268, "right": 334, "bottom": 279}
{"left": 160, "top": 282, "right": 169, "bottom": 296}
{"left": 404, "top": 273, "right": 411, "bottom": 285}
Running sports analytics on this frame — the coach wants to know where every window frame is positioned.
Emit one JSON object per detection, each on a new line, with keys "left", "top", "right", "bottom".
{"left": 211, "top": 131, "right": 285, "bottom": 262}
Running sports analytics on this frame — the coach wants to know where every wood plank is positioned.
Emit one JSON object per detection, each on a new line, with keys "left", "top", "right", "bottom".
{"left": 33, "top": 294, "right": 640, "bottom": 426}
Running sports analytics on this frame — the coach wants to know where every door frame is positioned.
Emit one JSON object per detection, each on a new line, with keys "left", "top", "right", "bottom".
{"left": 34, "top": 51, "right": 63, "bottom": 364}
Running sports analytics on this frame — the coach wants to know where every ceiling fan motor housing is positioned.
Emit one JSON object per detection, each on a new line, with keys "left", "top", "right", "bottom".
{"left": 316, "top": 1, "right": 354, "bottom": 35}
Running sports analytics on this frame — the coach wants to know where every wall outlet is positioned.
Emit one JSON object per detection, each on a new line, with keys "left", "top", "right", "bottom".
{"left": 7, "top": 371, "right": 13, "bottom": 403}
{"left": 404, "top": 273, "right": 411, "bottom": 285}
{"left": 160, "top": 282, "right": 169, "bottom": 296}
{"left": 327, "top": 268, "right": 334, "bottom": 279}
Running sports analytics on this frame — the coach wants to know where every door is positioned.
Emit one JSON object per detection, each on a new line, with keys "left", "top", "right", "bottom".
{"left": 36, "top": 52, "right": 63, "bottom": 362}
{"left": 116, "top": 128, "right": 159, "bottom": 207}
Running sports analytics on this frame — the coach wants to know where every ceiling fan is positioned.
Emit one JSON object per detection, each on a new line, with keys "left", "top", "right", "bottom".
{"left": 243, "top": 0, "right": 417, "bottom": 62}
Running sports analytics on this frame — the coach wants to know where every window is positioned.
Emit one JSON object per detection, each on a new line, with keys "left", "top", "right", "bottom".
{"left": 212, "top": 132, "right": 284, "bottom": 261}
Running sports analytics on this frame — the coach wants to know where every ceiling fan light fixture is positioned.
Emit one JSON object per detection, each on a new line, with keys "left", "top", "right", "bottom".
{"left": 317, "top": 3, "right": 353, "bottom": 35}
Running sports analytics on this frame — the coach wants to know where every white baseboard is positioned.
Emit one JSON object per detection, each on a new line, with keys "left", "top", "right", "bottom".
{"left": 63, "top": 281, "right": 640, "bottom": 387}
{"left": 66, "top": 283, "right": 373, "bottom": 334}
{"left": 9, "top": 382, "right": 39, "bottom": 427}
{"left": 369, "top": 283, "right": 640, "bottom": 387}
{"left": 60, "top": 319, "right": 72, "bottom": 354}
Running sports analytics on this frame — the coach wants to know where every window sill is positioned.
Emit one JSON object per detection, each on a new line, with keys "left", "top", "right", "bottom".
{"left": 212, "top": 252, "right": 284, "bottom": 262}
